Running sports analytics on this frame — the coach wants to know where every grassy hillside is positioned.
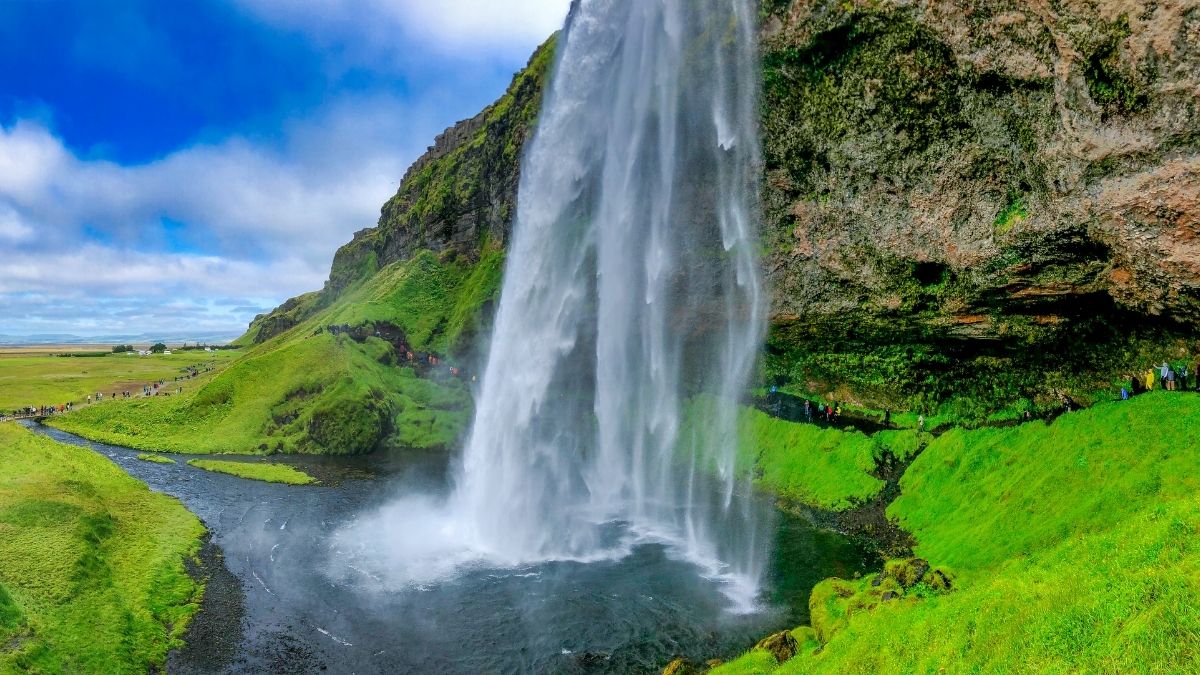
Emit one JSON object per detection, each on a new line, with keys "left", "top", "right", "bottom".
{"left": 683, "top": 399, "right": 923, "bottom": 512}
{"left": 712, "top": 392, "right": 1200, "bottom": 673}
{"left": 0, "top": 422, "right": 205, "bottom": 672}
{"left": 48, "top": 250, "right": 501, "bottom": 455}
{"left": 0, "top": 350, "right": 238, "bottom": 412}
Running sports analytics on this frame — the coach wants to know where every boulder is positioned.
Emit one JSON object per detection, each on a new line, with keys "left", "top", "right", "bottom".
{"left": 662, "top": 657, "right": 702, "bottom": 675}
{"left": 755, "top": 630, "right": 799, "bottom": 664}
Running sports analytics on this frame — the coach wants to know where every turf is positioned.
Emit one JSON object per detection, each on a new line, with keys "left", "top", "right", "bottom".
{"left": 0, "top": 422, "right": 205, "bottom": 672}
{"left": 686, "top": 400, "right": 924, "bottom": 511}
{"left": 712, "top": 392, "right": 1200, "bottom": 673}
{"left": 737, "top": 406, "right": 884, "bottom": 510}
{"left": 46, "top": 250, "right": 491, "bottom": 455}
{"left": 186, "top": 459, "right": 317, "bottom": 485}
{"left": 0, "top": 351, "right": 239, "bottom": 412}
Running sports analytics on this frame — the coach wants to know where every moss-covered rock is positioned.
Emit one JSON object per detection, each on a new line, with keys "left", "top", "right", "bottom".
{"left": 758, "top": 0, "right": 1200, "bottom": 420}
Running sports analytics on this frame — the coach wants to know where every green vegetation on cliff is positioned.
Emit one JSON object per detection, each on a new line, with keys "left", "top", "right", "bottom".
{"left": 244, "top": 35, "right": 556, "bottom": 346}
{"left": 50, "top": 250, "right": 495, "bottom": 455}
{"left": 713, "top": 393, "right": 1200, "bottom": 673}
{"left": 68, "top": 33, "right": 563, "bottom": 457}
{"left": 0, "top": 423, "right": 205, "bottom": 672}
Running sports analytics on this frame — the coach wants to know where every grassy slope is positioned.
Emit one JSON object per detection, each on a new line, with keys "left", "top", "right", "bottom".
{"left": 0, "top": 423, "right": 205, "bottom": 672}
{"left": 714, "top": 392, "right": 1200, "bottom": 673}
{"left": 689, "top": 401, "right": 923, "bottom": 511}
{"left": 0, "top": 351, "right": 239, "bottom": 411}
{"left": 186, "top": 459, "right": 317, "bottom": 485}
{"left": 48, "top": 250, "right": 500, "bottom": 455}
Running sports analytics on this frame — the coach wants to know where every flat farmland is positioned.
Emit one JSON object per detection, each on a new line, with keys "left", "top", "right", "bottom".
{"left": 0, "top": 348, "right": 239, "bottom": 411}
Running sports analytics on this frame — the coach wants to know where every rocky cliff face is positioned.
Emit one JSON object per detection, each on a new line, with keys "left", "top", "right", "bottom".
{"left": 244, "top": 37, "right": 556, "bottom": 344}
{"left": 252, "top": 1, "right": 1199, "bottom": 417}
{"left": 759, "top": 0, "right": 1200, "bottom": 414}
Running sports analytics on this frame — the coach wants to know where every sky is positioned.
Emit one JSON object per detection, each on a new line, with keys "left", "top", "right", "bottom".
{"left": 0, "top": 0, "right": 569, "bottom": 339}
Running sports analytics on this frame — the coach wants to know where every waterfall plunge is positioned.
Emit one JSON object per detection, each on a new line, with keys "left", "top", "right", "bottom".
{"left": 454, "top": 0, "right": 769, "bottom": 603}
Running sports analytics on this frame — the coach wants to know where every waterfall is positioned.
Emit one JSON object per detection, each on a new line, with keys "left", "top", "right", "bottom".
{"left": 453, "top": 0, "right": 769, "bottom": 602}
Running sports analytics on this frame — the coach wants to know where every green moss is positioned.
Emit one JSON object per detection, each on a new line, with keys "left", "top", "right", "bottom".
{"left": 724, "top": 393, "right": 1200, "bottom": 674}
{"left": 993, "top": 193, "right": 1027, "bottom": 235}
{"left": 186, "top": 459, "right": 317, "bottom": 485}
{"left": 136, "top": 453, "right": 175, "bottom": 464}
{"left": 1082, "top": 15, "right": 1149, "bottom": 116}
{"left": 0, "top": 423, "right": 204, "bottom": 672}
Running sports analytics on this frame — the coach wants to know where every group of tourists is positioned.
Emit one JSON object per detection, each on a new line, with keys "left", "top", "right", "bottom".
{"left": 4, "top": 361, "right": 213, "bottom": 420}
{"left": 1122, "top": 359, "right": 1200, "bottom": 399}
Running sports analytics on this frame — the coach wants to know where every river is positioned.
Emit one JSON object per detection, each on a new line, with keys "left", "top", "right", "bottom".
{"left": 25, "top": 421, "right": 874, "bottom": 674}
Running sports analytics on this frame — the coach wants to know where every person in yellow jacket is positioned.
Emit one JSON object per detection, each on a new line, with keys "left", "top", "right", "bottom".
{"left": 1145, "top": 368, "right": 1157, "bottom": 391}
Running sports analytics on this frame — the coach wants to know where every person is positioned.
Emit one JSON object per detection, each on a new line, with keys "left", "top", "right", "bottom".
{"left": 834, "top": 404, "right": 842, "bottom": 422}
{"left": 883, "top": 408, "right": 891, "bottom": 426}
{"left": 804, "top": 400, "right": 812, "bottom": 421}
{"left": 918, "top": 415, "right": 925, "bottom": 432}
{"left": 1145, "top": 368, "right": 1156, "bottom": 392}
{"left": 1166, "top": 367, "right": 1177, "bottom": 392}
{"left": 1120, "top": 386, "right": 1130, "bottom": 400}
{"left": 1161, "top": 362, "right": 1171, "bottom": 390}
{"left": 1181, "top": 363, "right": 1191, "bottom": 392}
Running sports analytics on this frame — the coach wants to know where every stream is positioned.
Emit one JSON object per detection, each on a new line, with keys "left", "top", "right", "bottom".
{"left": 25, "top": 421, "right": 874, "bottom": 674}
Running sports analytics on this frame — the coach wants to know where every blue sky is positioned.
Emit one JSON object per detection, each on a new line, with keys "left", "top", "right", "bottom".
{"left": 0, "top": 0, "right": 568, "bottom": 338}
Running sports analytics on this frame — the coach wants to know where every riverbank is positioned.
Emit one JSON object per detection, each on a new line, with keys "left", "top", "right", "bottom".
{"left": 0, "top": 422, "right": 206, "bottom": 672}
{"left": 704, "top": 392, "right": 1200, "bottom": 673}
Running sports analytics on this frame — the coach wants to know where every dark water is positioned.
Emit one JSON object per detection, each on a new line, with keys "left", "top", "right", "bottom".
{"left": 26, "top": 422, "right": 874, "bottom": 674}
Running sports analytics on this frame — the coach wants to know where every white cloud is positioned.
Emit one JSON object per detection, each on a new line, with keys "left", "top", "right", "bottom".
{"left": 0, "top": 203, "right": 33, "bottom": 243}
{"left": 231, "top": 0, "right": 569, "bottom": 58}
{"left": 0, "top": 95, "right": 445, "bottom": 267}
{"left": 0, "top": 94, "right": 458, "bottom": 335}
{"left": 0, "top": 245, "right": 320, "bottom": 336}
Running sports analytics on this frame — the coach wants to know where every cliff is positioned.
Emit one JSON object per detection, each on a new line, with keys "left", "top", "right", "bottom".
{"left": 760, "top": 0, "right": 1200, "bottom": 416}
{"left": 243, "top": 36, "right": 557, "bottom": 344}
{"left": 250, "top": 0, "right": 1200, "bottom": 419}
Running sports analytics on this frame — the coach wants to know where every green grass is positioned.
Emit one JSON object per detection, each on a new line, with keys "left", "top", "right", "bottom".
{"left": 713, "top": 392, "right": 1200, "bottom": 673}
{"left": 684, "top": 401, "right": 928, "bottom": 511}
{"left": 0, "top": 422, "right": 205, "bottom": 672}
{"left": 136, "top": 453, "right": 175, "bottom": 465}
{"left": 736, "top": 406, "right": 883, "bottom": 510}
{"left": 186, "top": 459, "right": 316, "bottom": 485}
{"left": 47, "top": 251, "right": 487, "bottom": 455}
{"left": 0, "top": 350, "right": 239, "bottom": 411}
